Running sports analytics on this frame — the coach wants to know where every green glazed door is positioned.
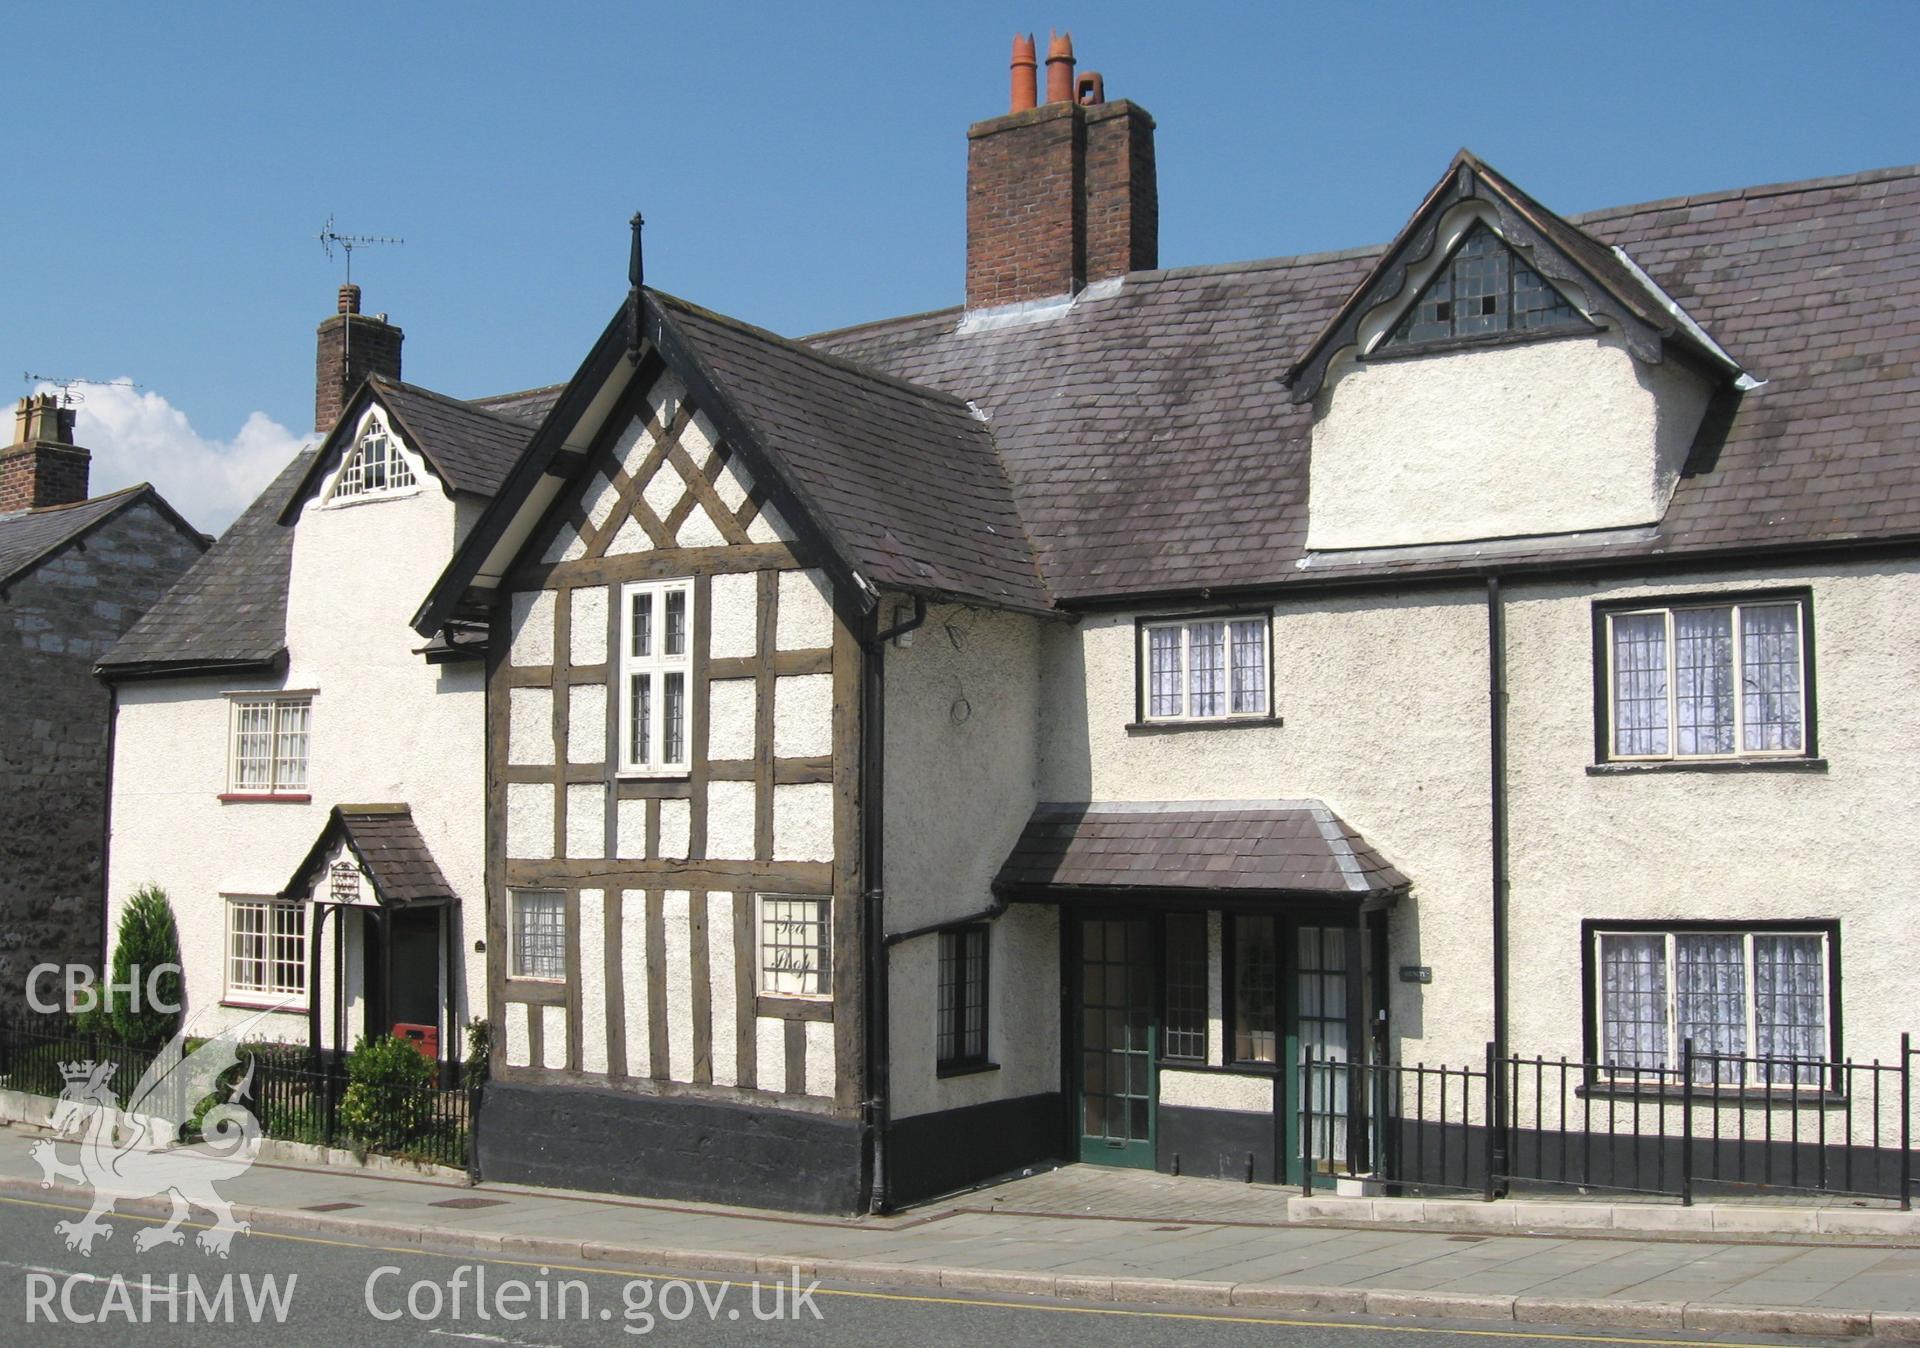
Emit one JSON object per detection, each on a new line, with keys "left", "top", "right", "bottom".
{"left": 1075, "top": 915, "right": 1156, "bottom": 1167}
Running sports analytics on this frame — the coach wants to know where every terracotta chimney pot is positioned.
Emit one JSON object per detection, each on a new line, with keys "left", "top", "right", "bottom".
{"left": 1045, "top": 30, "right": 1075, "bottom": 104}
{"left": 1010, "top": 34, "right": 1037, "bottom": 112}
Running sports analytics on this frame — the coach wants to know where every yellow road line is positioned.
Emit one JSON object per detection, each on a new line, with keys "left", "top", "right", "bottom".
{"left": 0, "top": 1194, "right": 1800, "bottom": 1346}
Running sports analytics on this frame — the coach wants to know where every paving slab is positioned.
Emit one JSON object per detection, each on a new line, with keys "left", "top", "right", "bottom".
{"left": 4, "top": 1122, "right": 1917, "bottom": 1338}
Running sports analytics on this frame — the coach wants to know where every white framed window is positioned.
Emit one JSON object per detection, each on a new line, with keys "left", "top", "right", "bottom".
{"left": 509, "top": 889, "right": 567, "bottom": 982}
{"left": 1140, "top": 613, "right": 1271, "bottom": 722}
{"left": 228, "top": 696, "right": 311, "bottom": 794}
{"left": 617, "top": 579, "right": 693, "bottom": 776}
{"left": 328, "top": 413, "right": 416, "bottom": 501}
{"left": 1604, "top": 595, "right": 1810, "bottom": 760}
{"left": 1594, "top": 927, "right": 1833, "bottom": 1087}
{"left": 757, "top": 894, "right": 831, "bottom": 999}
{"left": 226, "top": 897, "right": 307, "bottom": 1004}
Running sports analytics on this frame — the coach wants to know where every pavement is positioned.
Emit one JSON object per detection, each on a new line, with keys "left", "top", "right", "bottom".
{"left": 2, "top": 1123, "right": 1918, "bottom": 1342}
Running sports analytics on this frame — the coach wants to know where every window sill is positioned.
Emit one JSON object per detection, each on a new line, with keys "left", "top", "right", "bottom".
{"left": 218, "top": 792, "right": 312, "bottom": 804}
{"left": 220, "top": 998, "right": 307, "bottom": 1013}
{"left": 613, "top": 770, "right": 693, "bottom": 782}
{"left": 1586, "top": 758, "right": 1827, "bottom": 777}
{"left": 936, "top": 1059, "right": 999, "bottom": 1080}
{"left": 1575, "top": 1083, "right": 1847, "bottom": 1107}
{"left": 755, "top": 995, "right": 833, "bottom": 1022}
{"left": 1126, "top": 715, "right": 1283, "bottom": 736}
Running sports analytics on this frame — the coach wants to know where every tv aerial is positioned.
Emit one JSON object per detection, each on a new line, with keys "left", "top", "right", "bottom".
{"left": 316, "top": 215, "right": 404, "bottom": 285}
{"left": 20, "top": 373, "right": 143, "bottom": 407}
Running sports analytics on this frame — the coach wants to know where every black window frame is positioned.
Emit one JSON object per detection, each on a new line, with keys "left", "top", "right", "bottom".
{"left": 1579, "top": 917, "right": 1843, "bottom": 1095}
{"left": 936, "top": 923, "right": 992, "bottom": 1075}
{"left": 1590, "top": 587, "right": 1819, "bottom": 769}
{"left": 1224, "top": 913, "right": 1280, "bottom": 1067}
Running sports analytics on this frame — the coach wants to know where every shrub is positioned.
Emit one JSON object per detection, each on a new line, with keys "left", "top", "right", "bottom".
{"left": 338, "top": 1033, "right": 434, "bottom": 1150}
{"left": 88, "top": 885, "right": 184, "bottom": 1049}
{"left": 464, "top": 1017, "right": 491, "bottom": 1083}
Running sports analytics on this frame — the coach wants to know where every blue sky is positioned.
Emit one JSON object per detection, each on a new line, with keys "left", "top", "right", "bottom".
{"left": 7, "top": 1, "right": 1919, "bottom": 531}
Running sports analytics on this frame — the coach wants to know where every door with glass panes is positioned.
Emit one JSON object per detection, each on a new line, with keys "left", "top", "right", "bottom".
{"left": 1073, "top": 915, "right": 1156, "bottom": 1167}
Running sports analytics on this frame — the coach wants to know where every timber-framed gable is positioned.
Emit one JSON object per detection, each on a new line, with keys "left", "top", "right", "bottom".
{"left": 486, "top": 349, "right": 867, "bottom": 1127}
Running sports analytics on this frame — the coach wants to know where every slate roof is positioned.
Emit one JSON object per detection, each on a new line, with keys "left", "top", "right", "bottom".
{"left": 472, "top": 383, "right": 566, "bottom": 427}
{"left": 96, "top": 451, "right": 314, "bottom": 675}
{"left": 0, "top": 485, "right": 192, "bottom": 588}
{"left": 283, "top": 804, "right": 455, "bottom": 906}
{"left": 813, "top": 162, "right": 1920, "bottom": 602}
{"left": 656, "top": 293, "right": 1052, "bottom": 613}
{"left": 995, "top": 801, "right": 1409, "bottom": 900}
{"left": 102, "top": 377, "right": 542, "bottom": 676}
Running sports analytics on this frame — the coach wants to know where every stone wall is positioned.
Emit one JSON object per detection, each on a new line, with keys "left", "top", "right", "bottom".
{"left": 0, "top": 500, "right": 202, "bottom": 1024}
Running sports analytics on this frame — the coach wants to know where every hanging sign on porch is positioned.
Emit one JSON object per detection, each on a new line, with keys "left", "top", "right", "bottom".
{"left": 330, "top": 861, "right": 362, "bottom": 903}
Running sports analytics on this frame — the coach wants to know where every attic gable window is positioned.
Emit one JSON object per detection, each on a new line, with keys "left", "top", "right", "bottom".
{"left": 1384, "top": 221, "right": 1585, "bottom": 350}
{"left": 329, "top": 414, "right": 416, "bottom": 501}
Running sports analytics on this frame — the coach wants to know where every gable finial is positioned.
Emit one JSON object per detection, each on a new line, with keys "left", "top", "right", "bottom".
{"left": 627, "top": 212, "right": 645, "bottom": 366}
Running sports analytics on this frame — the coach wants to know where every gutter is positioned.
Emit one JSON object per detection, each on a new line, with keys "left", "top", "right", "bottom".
{"left": 1486, "top": 576, "right": 1511, "bottom": 1192}
{"left": 859, "top": 594, "right": 926, "bottom": 1216}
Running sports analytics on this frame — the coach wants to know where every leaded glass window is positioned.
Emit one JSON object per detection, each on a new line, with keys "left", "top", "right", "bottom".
{"left": 1596, "top": 928, "right": 1831, "bottom": 1087}
{"left": 1142, "top": 614, "right": 1270, "bottom": 722}
{"left": 1605, "top": 598, "right": 1809, "bottom": 761}
{"left": 758, "top": 895, "right": 832, "bottom": 998}
{"left": 936, "top": 925, "right": 989, "bottom": 1068}
{"left": 510, "top": 889, "right": 567, "bottom": 981}
{"left": 1386, "top": 222, "right": 1585, "bottom": 348}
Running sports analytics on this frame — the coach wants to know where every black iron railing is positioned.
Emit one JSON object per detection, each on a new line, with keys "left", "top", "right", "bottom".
{"left": 1302, "top": 1035, "right": 1916, "bottom": 1208}
{"left": 0, "top": 1022, "right": 472, "bottom": 1169}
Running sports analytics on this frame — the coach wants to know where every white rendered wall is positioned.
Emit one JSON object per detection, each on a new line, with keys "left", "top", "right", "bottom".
{"left": 1041, "top": 594, "right": 1491, "bottom": 1070}
{"left": 106, "top": 404, "right": 487, "bottom": 1047}
{"left": 1307, "top": 333, "right": 1711, "bottom": 550}
{"left": 882, "top": 604, "right": 1055, "bottom": 1121}
{"left": 1044, "top": 560, "right": 1920, "bottom": 1090}
{"left": 1502, "top": 560, "right": 1920, "bottom": 1072}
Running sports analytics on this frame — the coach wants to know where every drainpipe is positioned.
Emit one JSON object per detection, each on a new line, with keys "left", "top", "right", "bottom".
{"left": 1486, "top": 575, "right": 1511, "bottom": 1193}
{"left": 861, "top": 594, "right": 926, "bottom": 1215}
{"left": 98, "top": 685, "right": 118, "bottom": 974}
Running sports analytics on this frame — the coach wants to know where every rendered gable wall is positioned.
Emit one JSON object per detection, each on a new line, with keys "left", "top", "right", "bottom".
{"left": 107, "top": 405, "right": 487, "bottom": 1045}
{"left": 1307, "top": 333, "right": 1712, "bottom": 549}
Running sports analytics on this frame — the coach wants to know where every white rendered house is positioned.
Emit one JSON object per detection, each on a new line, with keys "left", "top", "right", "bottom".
{"left": 99, "top": 293, "right": 553, "bottom": 1071}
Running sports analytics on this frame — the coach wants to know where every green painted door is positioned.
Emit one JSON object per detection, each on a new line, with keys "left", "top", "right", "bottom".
{"left": 1075, "top": 915, "right": 1156, "bottom": 1167}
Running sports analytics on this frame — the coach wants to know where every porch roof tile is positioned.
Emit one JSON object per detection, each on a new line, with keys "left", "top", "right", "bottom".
{"left": 994, "top": 800, "right": 1409, "bottom": 901}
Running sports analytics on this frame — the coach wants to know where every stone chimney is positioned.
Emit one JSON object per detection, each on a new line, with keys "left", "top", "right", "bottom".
{"left": 0, "top": 394, "right": 90, "bottom": 511}
{"left": 965, "top": 31, "right": 1158, "bottom": 310}
{"left": 314, "top": 283, "right": 404, "bottom": 434}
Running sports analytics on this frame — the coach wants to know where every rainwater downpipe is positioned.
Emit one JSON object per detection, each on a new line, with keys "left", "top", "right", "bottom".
{"left": 1486, "top": 575, "right": 1511, "bottom": 1194}
{"left": 862, "top": 594, "right": 925, "bottom": 1215}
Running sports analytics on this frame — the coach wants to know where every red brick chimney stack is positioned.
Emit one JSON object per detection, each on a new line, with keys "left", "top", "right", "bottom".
{"left": 966, "top": 32, "right": 1158, "bottom": 310}
{"left": 1009, "top": 34, "right": 1037, "bottom": 113}
{"left": 314, "top": 285, "right": 404, "bottom": 434}
{"left": 0, "top": 394, "right": 90, "bottom": 512}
